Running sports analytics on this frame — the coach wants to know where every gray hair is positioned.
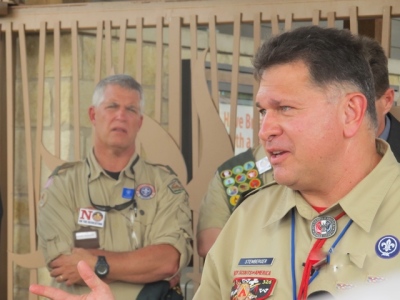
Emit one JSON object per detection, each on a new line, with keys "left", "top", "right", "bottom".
{"left": 92, "top": 74, "right": 144, "bottom": 113}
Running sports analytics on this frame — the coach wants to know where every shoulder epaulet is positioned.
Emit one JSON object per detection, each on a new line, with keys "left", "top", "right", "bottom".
{"left": 49, "top": 162, "right": 79, "bottom": 178}
{"left": 144, "top": 162, "right": 178, "bottom": 176}
{"left": 233, "top": 181, "right": 277, "bottom": 211}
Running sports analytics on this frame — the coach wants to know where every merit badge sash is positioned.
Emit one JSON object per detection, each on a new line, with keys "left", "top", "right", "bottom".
{"left": 218, "top": 148, "right": 263, "bottom": 212}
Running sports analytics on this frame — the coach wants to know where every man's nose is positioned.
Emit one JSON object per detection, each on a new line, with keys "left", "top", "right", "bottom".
{"left": 258, "top": 110, "right": 280, "bottom": 142}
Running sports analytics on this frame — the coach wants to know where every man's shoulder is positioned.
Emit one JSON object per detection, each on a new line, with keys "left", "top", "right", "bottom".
{"left": 49, "top": 161, "right": 83, "bottom": 178}
{"left": 233, "top": 180, "right": 282, "bottom": 211}
{"left": 141, "top": 159, "right": 178, "bottom": 177}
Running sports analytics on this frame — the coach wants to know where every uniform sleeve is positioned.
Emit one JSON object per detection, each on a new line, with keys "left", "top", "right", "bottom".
{"left": 197, "top": 172, "right": 232, "bottom": 233}
{"left": 37, "top": 175, "right": 77, "bottom": 267}
{"left": 193, "top": 251, "right": 224, "bottom": 299}
{"left": 147, "top": 173, "right": 193, "bottom": 271}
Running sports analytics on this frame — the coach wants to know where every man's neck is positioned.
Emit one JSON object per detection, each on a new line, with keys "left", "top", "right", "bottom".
{"left": 93, "top": 146, "right": 135, "bottom": 172}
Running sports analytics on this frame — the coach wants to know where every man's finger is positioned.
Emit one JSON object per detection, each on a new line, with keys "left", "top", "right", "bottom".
{"left": 76, "top": 260, "right": 104, "bottom": 290}
{"left": 29, "top": 284, "right": 75, "bottom": 299}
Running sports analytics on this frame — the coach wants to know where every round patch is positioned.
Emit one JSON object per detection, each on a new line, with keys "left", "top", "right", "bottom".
{"left": 230, "top": 195, "right": 240, "bottom": 207}
{"left": 249, "top": 178, "right": 261, "bottom": 188}
{"left": 246, "top": 169, "right": 258, "bottom": 179}
{"left": 136, "top": 184, "right": 156, "bottom": 200}
{"left": 223, "top": 177, "right": 235, "bottom": 187}
{"left": 232, "top": 165, "right": 244, "bottom": 175}
{"left": 243, "top": 161, "right": 255, "bottom": 171}
{"left": 226, "top": 186, "right": 239, "bottom": 197}
{"left": 238, "top": 183, "right": 249, "bottom": 193}
{"left": 220, "top": 170, "right": 232, "bottom": 178}
{"left": 310, "top": 216, "right": 337, "bottom": 239}
{"left": 375, "top": 235, "right": 400, "bottom": 259}
{"left": 235, "top": 173, "right": 247, "bottom": 183}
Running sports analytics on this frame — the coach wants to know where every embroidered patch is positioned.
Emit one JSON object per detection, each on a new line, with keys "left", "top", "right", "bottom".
{"left": 238, "top": 258, "right": 274, "bottom": 266}
{"left": 221, "top": 169, "right": 232, "bottom": 178}
{"left": 136, "top": 184, "right": 156, "bottom": 199}
{"left": 122, "top": 188, "right": 135, "bottom": 199}
{"left": 375, "top": 235, "right": 400, "bottom": 259}
{"left": 249, "top": 178, "right": 262, "bottom": 189}
{"left": 168, "top": 179, "right": 184, "bottom": 194}
{"left": 224, "top": 177, "right": 235, "bottom": 187}
{"left": 234, "top": 270, "right": 272, "bottom": 276}
{"left": 230, "top": 195, "right": 240, "bottom": 207}
{"left": 256, "top": 157, "right": 271, "bottom": 174}
{"left": 226, "top": 186, "right": 239, "bottom": 197}
{"left": 231, "top": 277, "right": 276, "bottom": 300}
{"left": 310, "top": 216, "right": 337, "bottom": 239}
{"left": 244, "top": 161, "right": 255, "bottom": 171}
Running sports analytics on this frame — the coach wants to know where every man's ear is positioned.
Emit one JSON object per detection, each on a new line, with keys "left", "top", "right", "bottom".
{"left": 88, "top": 106, "right": 96, "bottom": 124}
{"left": 380, "top": 88, "right": 395, "bottom": 115}
{"left": 343, "top": 92, "right": 367, "bottom": 138}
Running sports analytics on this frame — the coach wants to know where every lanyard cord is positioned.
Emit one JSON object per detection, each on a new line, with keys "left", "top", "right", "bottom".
{"left": 291, "top": 209, "right": 353, "bottom": 300}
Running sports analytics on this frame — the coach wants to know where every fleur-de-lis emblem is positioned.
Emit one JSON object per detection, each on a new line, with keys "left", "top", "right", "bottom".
{"left": 375, "top": 235, "right": 400, "bottom": 259}
{"left": 381, "top": 238, "right": 396, "bottom": 252}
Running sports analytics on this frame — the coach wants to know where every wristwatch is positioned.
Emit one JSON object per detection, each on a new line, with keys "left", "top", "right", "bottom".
{"left": 94, "top": 256, "right": 109, "bottom": 278}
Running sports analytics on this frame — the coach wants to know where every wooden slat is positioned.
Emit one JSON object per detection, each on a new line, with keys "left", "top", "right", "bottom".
{"left": 285, "top": 13, "right": 293, "bottom": 32}
{"left": 5, "top": 21, "right": 14, "bottom": 300}
{"left": 54, "top": 21, "right": 61, "bottom": 157}
{"left": 94, "top": 21, "right": 103, "bottom": 85}
{"left": 154, "top": 16, "right": 163, "bottom": 123}
{"left": 71, "top": 20, "right": 81, "bottom": 160}
{"left": 135, "top": 17, "right": 143, "bottom": 84}
{"left": 189, "top": 14, "right": 199, "bottom": 171}
{"left": 271, "top": 14, "right": 279, "bottom": 36}
{"left": 118, "top": 19, "right": 127, "bottom": 74}
{"left": 34, "top": 22, "right": 47, "bottom": 208}
{"left": 208, "top": 15, "right": 219, "bottom": 110}
{"left": 381, "top": 6, "right": 391, "bottom": 57}
{"left": 229, "top": 13, "right": 241, "bottom": 146}
{"left": 312, "top": 10, "right": 320, "bottom": 25}
{"left": 327, "top": 11, "right": 335, "bottom": 28}
{"left": 17, "top": 28, "right": 38, "bottom": 296}
{"left": 105, "top": 20, "right": 112, "bottom": 75}
{"left": 253, "top": 12, "right": 261, "bottom": 147}
{"left": 168, "top": 16, "right": 182, "bottom": 147}
{"left": 349, "top": 6, "right": 359, "bottom": 34}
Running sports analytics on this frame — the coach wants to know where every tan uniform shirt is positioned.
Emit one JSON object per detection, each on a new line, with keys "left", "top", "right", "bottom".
{"left": 194, "top": 140, "right": 400, "bottom": 299}
{"left": 37, "top": 150, "right": 193, "bottom": 300}
{"left": 197, "top": 145, "right": 274, "bottom": 233}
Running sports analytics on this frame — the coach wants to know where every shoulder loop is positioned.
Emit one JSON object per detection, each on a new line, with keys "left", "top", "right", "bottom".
{"left": 233, "top": 181, "right": 277, "bottom": 211}
{"left": 49, "top": 162, "right": 78, "bottom": 178}
{"left": 144, "top": 162, "right": 177, "bottom": 176}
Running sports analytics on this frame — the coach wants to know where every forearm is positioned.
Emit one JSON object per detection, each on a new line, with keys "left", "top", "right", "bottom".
{"left": 90, "top": 244, "right": 180, "bottom": 284}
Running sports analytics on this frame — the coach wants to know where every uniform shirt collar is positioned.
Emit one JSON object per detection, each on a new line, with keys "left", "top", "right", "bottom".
{"left": 86, "top": 148, "right": 140, "bottom": 182}
{"left": 265, "top": 139, "right": 399, "bottom": 231}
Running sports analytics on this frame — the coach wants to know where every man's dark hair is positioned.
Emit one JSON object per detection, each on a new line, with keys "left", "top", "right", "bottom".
{"left": 358, "top": 35, "right": 389, "bottom": 99}
{"left": 253, "top": 26, "right": 377, "bottom": 129}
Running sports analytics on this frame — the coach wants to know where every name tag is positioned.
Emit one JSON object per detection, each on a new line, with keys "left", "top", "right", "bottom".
{"left": 238, "top": 257, "right": 274, "bottom": 266}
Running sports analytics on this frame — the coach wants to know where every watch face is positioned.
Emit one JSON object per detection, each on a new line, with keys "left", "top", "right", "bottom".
{"left": 95, "top": 256, "right": 109, "bottom": 277}
{"left": 96, "top": 264, "right": 108, "bottom": 275}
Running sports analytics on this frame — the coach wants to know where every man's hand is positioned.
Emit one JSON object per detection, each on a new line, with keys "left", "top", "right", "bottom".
{"left": 49, "top": 248, "right": 97, "bottom": 286}
{"left": 29, "top": 260, "right": 115, "bottom": 300}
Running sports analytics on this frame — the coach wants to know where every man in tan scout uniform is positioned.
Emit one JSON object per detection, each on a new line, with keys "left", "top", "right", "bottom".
{"left": 37, "top": 74, "right": 193, "bottom": 299}
{"left": 194, "top": 26, "right": 400, "bottom": 299}
{"left": 197, "top": 144, "right": 273, "bottom": 257}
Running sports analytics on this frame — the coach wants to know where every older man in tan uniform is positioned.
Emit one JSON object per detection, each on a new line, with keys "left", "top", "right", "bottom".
{"left": 194, "top": 26, "right": 400, "bottom": 300}
{"left": 37, "top": 74, "right": 192, "bottom": 300}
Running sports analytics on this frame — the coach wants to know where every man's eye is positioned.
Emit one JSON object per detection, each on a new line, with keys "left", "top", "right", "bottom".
{"left": 281, "top": 106, "right": 291, "bottom": 111}
{"left": 127, "top": 107, "right": 139, "bottom": 113}
{"left": 259, "top": 109, "right": 266, "bottom": 117}
{"left": 106, "top": 104, "right": 118, "bottom": 109}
